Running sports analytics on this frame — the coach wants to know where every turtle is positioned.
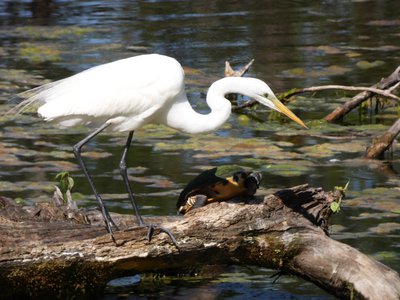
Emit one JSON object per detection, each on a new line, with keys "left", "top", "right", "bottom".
{"left": 177, "top": 167, "right": 262, "bottom": 214}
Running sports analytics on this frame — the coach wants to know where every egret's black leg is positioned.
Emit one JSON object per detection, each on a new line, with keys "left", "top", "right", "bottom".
{"left": 119, "top": 131, "right": 178, "bottom": 246}
{"left": 73, "top": 122, "right": 119, "bottom": 241}
{"left": 119, "top": 130, "right": 144, "bottom": 226}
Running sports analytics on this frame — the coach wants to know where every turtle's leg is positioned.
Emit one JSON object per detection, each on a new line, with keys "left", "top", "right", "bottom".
{"left": 119, "top": 131, "right": 177, "bottom": 245}
{"left": 178, "top": 194, "right": 208, "bottom": 214}
{"left": 192, "top": 195, "right": 208, "bottom": 208}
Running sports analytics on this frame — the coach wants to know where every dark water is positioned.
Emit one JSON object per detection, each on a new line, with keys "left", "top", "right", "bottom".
{"left": 0, "top": 0, "right": 399, "bottom": 299}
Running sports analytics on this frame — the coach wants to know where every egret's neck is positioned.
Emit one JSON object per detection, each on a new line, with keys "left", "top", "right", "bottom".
{"left": 164, "top": 77, "right": 244, "bottom": 134}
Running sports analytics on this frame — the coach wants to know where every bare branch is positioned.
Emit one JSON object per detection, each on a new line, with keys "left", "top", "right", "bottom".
{"left": 232, "top": 99, "right": 257, "bottom": 112}
{"left": 325, "top": 65, "right": 400, "bottom": 122}
{"left": 387, "top": 81, "right": 400, "bottom": 93}
{"left": 225, "top": 59, "right": 255, "bottom": 77}
{"left": 282, "top": 85, "right": 400, "bottom": 102}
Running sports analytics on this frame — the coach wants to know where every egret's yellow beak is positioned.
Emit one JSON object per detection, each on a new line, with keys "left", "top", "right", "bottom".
{"left": 269, "top": 97, "right": 308, "bottom": 129}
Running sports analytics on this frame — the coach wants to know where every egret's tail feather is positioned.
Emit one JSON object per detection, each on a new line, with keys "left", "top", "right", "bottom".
{"left": 6, "top": 81, "right": 60, "bottom": 116}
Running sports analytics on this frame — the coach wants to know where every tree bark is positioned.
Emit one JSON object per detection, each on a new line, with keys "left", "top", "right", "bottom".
{"left": 1, "top": 185, "right": 399, "bottom": 300}
{"left": 324, "top": 65, "right": 400, "bottom": 122}
{"left": 365, "top": 118, "right": 400, "bottom": 159}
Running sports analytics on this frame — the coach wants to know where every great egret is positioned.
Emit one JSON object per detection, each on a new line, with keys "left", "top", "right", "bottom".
{"left": 12, "top": 54, "right": 307, "bottom": 243}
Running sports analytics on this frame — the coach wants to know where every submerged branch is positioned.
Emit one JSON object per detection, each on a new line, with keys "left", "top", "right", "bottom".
{"left": 365, "top": 118, "right": 400, "bottom": 159}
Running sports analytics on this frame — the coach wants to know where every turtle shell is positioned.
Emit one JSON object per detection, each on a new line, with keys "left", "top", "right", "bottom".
{"left": 177, "top": 167, "right": 262, "bottom": 214}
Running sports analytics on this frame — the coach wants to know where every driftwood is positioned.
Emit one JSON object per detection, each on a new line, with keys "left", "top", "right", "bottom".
{"left": 365, "top": 118, "right": 400, "bottom": 159}
{"left": 324, "top": 65, "right": 400, "bottom": 122}
{"left": 1, "top": 185, "right": 400, "bottom": 299}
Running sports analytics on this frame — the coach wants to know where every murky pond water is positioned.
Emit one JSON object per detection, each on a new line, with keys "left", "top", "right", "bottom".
{"left": 1, "top": 0, "right": 400, "bottom": 299}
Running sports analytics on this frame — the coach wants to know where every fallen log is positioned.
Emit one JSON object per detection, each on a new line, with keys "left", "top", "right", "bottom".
{"left": 1, "top": 185, "right": 400, "bottom": 300}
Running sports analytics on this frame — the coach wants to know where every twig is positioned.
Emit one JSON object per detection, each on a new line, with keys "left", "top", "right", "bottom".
{"left": 232, "top": 99, "right": 257, "bottom": 112}
{"left": 232, "top": 84, "right": 400, "bottom": 113}
{"left": 225, "top": 59, "right": 255, "bottom": 77}
{"left": 387, "top": 81, "right": 400, "bottom": 93}
{"left": 324, "top": 65, "right": 400, "bottom": 122}
{"left": 282, "top": 85, "right": 400, "bottom": 102}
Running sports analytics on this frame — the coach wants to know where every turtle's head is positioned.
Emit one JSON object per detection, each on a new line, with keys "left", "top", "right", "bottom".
{"left": 232, "top": 171, "right": 249, "bottom": 186}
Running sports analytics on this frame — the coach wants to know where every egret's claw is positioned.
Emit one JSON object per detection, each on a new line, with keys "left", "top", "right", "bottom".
{"left": 146, "top": 224, "right": 154, "bottom": 241}
{"left": 145, "top": 224, "right": 178, "bottom": 247}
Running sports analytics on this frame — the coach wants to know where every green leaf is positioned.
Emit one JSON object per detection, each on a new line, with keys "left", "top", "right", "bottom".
{"left": 59, "top": 178, "right": 67, "bottom": 194}
{"left": 330, "top": 201, "right": 340, "bottom": 213}
{"left": 55, "top": 171, "right": 69, "bottom": 181}
{"left": 15, "top": 197, "right": 25, "bottom": 205}
{"left": 335, "top": 180, "right": 350, "bottom": 193}
{"left": 55, "top": 171, "right": 74, "bottom": 203}
{"left": 67, "top": 177, "right": 74, "bottom": 190}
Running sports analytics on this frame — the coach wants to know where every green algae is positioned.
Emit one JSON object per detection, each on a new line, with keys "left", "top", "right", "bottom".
{"left": 0, "top": 68, "right": 50, "bottom": 87}
{"left": 356, "top": 60, "right": 385, "bottom": 69}
{"left": 0, "top": 26, "right": 94, "bottom": 40}
{"left": 369, "top": 222, "right": 400, "bottom": 234}
{"left": 18, "top": 42, "right": 61, "bottom": 63}
{"left": 262, "top": 162, "right": 312, "bottom": 177}
{"left": 283, "top": 65, "right": 351, "bottom": 78}
{"left": 0, "top": 181, "right": 53, "bottom": 193}
{"left": 299, "top": 141, "right": 367, "bottom": 158}
{"left": 346, "top": 187, "right": 400, "bottom": 212}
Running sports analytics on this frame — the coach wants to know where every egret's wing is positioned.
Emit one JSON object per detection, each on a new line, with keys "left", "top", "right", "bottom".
{"left": 11, "top": 55, "right": 185, "bottom": 123}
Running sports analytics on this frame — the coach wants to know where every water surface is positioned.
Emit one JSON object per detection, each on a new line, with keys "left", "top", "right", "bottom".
{"left": 0, "top": 1, "right": 399, "bottom": 299}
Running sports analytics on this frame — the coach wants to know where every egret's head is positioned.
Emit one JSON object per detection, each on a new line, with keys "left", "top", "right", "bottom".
{"left": 249, "top": 78, "right": 308, "bottom": 129}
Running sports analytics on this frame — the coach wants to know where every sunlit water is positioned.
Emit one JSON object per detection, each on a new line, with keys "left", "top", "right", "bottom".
{"left": 0, "top": 1, "right": 399, "bottom": 299}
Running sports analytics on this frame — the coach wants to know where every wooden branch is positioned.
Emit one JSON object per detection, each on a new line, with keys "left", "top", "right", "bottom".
{"left": 365, "top": 118, "right": 400, "bottom": 159}
{"left": 324, "top": 65, "right": 400, "bottom": 122}
{"left": 232, "top": 99, "right": 257, "bottom": 112}
{"left": 282, "top": 85, "right": 400, "bottom": 102}
{"left": 231, "top": 82, "right": 400, "bottom": 112}
{"left": 1, "top": 185, "right": 399, "bottom": 299}
{"left": 225, "top": 59, "right": 255, "bottom": 77}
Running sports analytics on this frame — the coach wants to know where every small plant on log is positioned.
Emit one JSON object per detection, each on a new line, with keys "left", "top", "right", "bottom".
{"left": 330, "top": 181, "right": 349, "bottom": 213}
{"left": 55, "top": 171, "right": 75, "bottom": 204}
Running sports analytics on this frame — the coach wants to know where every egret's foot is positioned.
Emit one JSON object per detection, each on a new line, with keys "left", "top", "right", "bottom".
{"left": 144, "top": 224, "right": 178, "bottom": 246}
{"left": 100, "top": 212, "right": 119, "bottom": 244}
{"left": 109, "top": 232, "right": 117, "bottom": 244}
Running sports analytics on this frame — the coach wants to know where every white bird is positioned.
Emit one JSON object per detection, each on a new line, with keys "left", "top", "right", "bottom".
{"left": 12, "top": 54, "right": 307, "bottom": 243}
